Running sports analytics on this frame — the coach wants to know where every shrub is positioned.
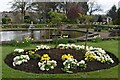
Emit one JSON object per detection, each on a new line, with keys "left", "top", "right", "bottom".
{"left": 10, "top": 36, "right": 33, "bottom": 47}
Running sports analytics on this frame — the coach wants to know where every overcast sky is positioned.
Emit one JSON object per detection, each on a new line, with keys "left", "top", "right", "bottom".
{"left": 0, "top": 0, "right": 120, "bottom": 15}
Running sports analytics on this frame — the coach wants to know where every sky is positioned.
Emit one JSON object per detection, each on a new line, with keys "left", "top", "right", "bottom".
{"left": 0, "top": 0, "right": 120, "bottom": 15}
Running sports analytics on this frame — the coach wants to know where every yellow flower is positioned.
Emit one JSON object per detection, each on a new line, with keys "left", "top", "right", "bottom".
{"left": 68, "top": 54, "right": 73, "bottom": 58}
{"left": 62, "top": 54, "right": 73, "bottom": 60}
{"left": 35, "top": 48, "right": 38, "bottom": 51}
{"left": 26, "top": 52, "right": 28, "bottom": 54}
{"left": 31, "top": 51, "right": 35, "bottom": 54}
{"left": 101, "top": 60, "right": 105, "bottom": 63}
{"left": 16, "top": 41, "right": 19, "bottom": 43}
{"left": 62, "top": 54, "right": 67, "bottom": 60}
{"left": 85, "top": 58, "right": 88, "bottom": 61}
{"left": 40, "top": 54, "right": 50, "bottom": 62}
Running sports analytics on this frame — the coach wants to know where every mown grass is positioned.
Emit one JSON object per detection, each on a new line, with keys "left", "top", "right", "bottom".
{"left": 1, "top": 39, "right": 119, "bottom": 79}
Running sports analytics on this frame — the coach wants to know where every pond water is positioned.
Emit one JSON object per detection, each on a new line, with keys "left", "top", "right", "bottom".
{"left": 0, "top": 30, "right": 85, "bottom": 41}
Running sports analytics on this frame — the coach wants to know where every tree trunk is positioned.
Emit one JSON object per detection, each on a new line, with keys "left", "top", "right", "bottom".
{"left": 85, "top": 26, "right": 88, "bottom": 51}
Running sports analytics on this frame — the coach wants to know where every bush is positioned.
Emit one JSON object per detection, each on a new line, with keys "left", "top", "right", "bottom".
{"left": 10, "top": 36, "right": 33, "bottom": 47}
{"left": 52, "top": 38, "right": 68, "bottom": 44}
{"left": 68, "top": 39, "right": 77, "bottom": 43}
{"left": 29, "top": 53, "right": 41, "bottom": 60}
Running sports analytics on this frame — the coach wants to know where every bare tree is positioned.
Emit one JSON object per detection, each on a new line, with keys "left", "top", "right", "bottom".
{"left": 10, "top": 0, "right": 31, "bottom": 23}
{"left": 88, "top": 0, "right": 102, "bottom": 15}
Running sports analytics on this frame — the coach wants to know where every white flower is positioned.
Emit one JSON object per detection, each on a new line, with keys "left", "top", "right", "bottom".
{"left": 38, "top": 60, "right": 57, "bottom": 71}
{"left": 13, "top": 55, "right": 30, "bottom": 66}
{"left": 110, "top": 59, "right": 114, "bottom": 63}
{"left": 89, "top": 46, "right": 94, "bottom": 50}
{"left": 13, "top": 62, "right": 16, "bottom": 66}
{"left": 51, "top": 66, "right": 54, "bottom": 69}
{"left": 40, "top": 66, "right": 45, "bottom": 71}
{"left": 67, "top": 65, "right": 70, "bottom": 69}
{"left": 79, "top": 60, "right": 85, "bottom": 64}
{"left": 22, "top": 60, "right": 28, "bottom": 62}
{"left": 46, "top": 69, "right": 49, "bottom": 71}
{"left": 36, "top": 45, "right": 51, "bottom": 50}
{"left": 13, "top": 56, "right": 20, "bottom": 61}
{"left": 14, "top": 49, "right": 24, "bottom": 53}
{"left": 38, "top": 62, "right": 42, "bottom": 67}
{"left": 15, "top": 61, "right": 22, "bottom": 65}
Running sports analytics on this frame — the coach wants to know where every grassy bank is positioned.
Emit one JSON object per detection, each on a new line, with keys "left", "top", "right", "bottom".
{"left": 1, "top": 39, "right": 119, "bottom": 79}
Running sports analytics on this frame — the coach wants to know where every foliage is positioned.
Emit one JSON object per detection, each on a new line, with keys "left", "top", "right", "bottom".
{"left": 68, "top": 39, "right": 77, "bottom": 43}
{"left": 24, "top": 15, "right": 32, "bottom": 23}
{"left": 62, "top": 58, "right": 78, "bottom": 73}
{"left": 97, "top": 15, "right": 103, "bottom": 22}
{"left": 38, "top": 54, "right": 57, "bottom": 71}
{"left": 10, "top": 0, "right": 31, "bottom": 23}
{"left": 91, "top": 35, "right": 102, "bottom": 42}
{"left": 113, "top": 8, "right": 120, "bottom": 25}
{"left": 10, "top": 36, "right": 33, "bottom": 47}
{"left": 38, "top": 60, "right": 57, "bottom": 71}
{"left": 1, "top": 40, "right": 119, "bottom": 78}
{"left": 2, "top": 17, "right": 11, "bottom": 24}
{"left": 62, "top": 58, "right": 87, "bottom": 73}
{"left": 26, "top": 50, "right": 41, "bottom": 60}
{"left": 52, "top": 35, "right": 69, "bottom": 47}
{"left": 48, "top": 11, "right": 67, "bottom": 26}
{"left": 107, "top": 5, "right": 117, "bottom": 21}
{"left": 78, "top": 13, "right": 95, "bottom": 24}
{"left": 77, "top": 60, "right": 87, "bottom": 70}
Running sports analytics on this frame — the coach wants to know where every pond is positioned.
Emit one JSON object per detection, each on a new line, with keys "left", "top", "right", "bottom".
{"left": 0, "top": 29, "right": 85, "bottom": 41}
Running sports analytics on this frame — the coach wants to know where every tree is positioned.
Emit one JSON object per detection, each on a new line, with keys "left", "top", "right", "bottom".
{"left": 107, "top": 5, "right": 117, "bottom": 21}
{"left": 67, "top": 3, "right": 84, "bottom": 23}
{"left": 48, "top": 11, "right": 67, "bottom": 47}
{"left": 48, "top": 11, "right": 67, "bottom": 26}
{"left": 114, "top": 8, "right": 120, "bottom": 25}
{"left": 78, "top": 2, "right": 88, "bottom": 15}
{"left": 2, "top": 15, "right": 11, "bottom": 24}
{"left": 30, "top": 2, "right": 66, "bottom": 23}
{"left": 97, "top": 15, "right": 103, "bottom": 22}
{"left": 88, "top": 1, "right": 102, "bottom": 15}
{"left": 10, "top": 0, "right": 31, "bottom": 23}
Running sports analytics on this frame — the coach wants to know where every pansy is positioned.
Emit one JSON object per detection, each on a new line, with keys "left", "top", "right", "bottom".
{"left": 13, "top": 55, "right": 30, "bottom": 66}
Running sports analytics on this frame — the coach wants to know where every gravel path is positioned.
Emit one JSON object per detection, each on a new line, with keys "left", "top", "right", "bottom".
{"left": 98, "top": 32, "right": 110, "bottom": 39}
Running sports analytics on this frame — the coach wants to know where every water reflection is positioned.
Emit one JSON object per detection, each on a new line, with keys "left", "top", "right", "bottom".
{"left": 0, "top": 30, "right": 85, "bottom": 41}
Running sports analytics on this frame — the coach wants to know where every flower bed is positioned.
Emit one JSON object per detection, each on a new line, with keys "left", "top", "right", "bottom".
{"left": 4, "top": 44, "right": 119, "bottom": 74}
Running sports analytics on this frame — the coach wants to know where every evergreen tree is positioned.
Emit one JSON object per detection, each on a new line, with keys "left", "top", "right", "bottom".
{"left": 114, "top": 8, "right": 120, "bottom": 25}
{"left": 107, "top": 5, "right": 117, "bottom": 20}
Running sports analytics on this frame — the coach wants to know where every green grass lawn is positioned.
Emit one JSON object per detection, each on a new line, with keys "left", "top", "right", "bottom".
{"left": 0, "top": 39, "right": 119, "bottom": 79}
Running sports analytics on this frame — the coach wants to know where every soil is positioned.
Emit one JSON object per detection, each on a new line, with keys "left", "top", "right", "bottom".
{"left": 4, "top": 48, "right": 119, "bottom": 74}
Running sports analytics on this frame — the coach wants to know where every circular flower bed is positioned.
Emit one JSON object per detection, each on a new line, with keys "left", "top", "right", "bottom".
{"left": 5, "top": 44, "right": 119, "bottom": 74}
